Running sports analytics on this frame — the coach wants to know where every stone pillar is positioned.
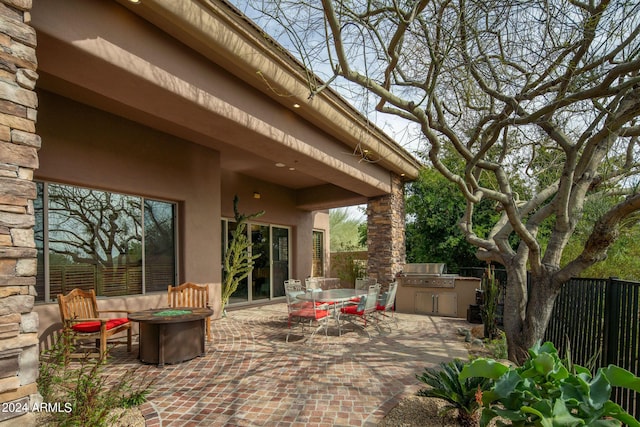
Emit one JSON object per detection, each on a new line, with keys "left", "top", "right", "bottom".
{"left": 366, "top": 173, "right": 405, "bottom": 286}
{"left": 0, "top": 0, "right": 41, "bottom": 425}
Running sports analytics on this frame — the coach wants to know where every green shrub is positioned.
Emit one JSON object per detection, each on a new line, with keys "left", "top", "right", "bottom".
{"left": 38, "top": 328, "right": 155, "bottom": 426}
{"left": 460, "top": 341, "right": 640, "bottom": 427}
{"left": 485, "top": 331, "right": 507, "bottom": 360}
{"left": 417, "top": 359, "right": 493, "bottom": 427}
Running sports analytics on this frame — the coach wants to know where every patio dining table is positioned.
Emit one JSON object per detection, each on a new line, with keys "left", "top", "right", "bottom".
{"left": 297, "top": 288, "right": 367, "bottom": 335}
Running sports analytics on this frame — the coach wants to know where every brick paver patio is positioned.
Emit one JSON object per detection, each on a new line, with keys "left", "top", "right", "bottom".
{"left": 108, "top": 303, "right": 472, "bottom": 426}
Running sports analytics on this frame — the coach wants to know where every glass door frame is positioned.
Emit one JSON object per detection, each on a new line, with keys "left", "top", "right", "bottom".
{"left": 221, "top": 218, "right": 291, "bottom": 305}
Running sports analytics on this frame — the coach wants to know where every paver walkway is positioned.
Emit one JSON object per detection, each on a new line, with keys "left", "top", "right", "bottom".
{"left": 108, "top": 303, "right": 473, "bottom": 426}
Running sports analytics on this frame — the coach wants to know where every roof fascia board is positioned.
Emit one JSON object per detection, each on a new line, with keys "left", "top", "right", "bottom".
{"left": 126, "top": 0, "right": 421, "bottom": 180}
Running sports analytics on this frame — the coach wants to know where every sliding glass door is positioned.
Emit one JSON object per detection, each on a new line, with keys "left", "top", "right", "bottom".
{"left": 222, "top": 220, "right": 290, "bottom": 304}
{"left": 272, "top": 226, "right": 289, "bottom": 298}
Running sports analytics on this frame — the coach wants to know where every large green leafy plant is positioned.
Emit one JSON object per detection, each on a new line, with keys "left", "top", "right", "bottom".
{"left": 460, "top": 341, "right": 640, "bottom": 426}
{"left": 221, "top": 196, "right": 264, "bottom": 314}
{"left": 417, "top": 359, "right": 493, "bottom": 427}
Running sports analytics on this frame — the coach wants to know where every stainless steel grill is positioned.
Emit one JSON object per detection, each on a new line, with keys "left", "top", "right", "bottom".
{"left": 398, "top": 263, "right": 457, "bottom": 288}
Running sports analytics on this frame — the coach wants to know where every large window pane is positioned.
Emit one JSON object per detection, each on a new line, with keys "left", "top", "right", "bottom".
{"left": 272, "top": 226, "right": 289, "bottom": 298}
{"left": 34, "top": 182, "right": 177, "bottom": 301}
{"left": 35, "top": 183, "right": 45, "bottom": 302}
{"left": 251, "top": 224, "right": 270, "bottom": 301}
{"left": 144, "top": 200, "right": 176, "bottom": 292}
{"left": 47, "top": 185, "right": 142, "bottom": 297}
{"left": 227, "top": 221, "right": 248, "bottom": 303}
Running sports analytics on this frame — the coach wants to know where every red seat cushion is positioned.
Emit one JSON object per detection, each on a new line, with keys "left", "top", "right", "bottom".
{"left": 340, "top": 305, "right": 364, "bottom": 316}
{"left": 376, "top": 304, "right": 386, "bottom": 311}
{"left": 291, "top": 307, "right": 329, "bottom": 320}
{"left": 72, "top": 318, "right": 129, "bottom": 333}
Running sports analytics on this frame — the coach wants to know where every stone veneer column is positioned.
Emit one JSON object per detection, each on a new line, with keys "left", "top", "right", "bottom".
{"left": 366, "top": 173, "right": 405, "bottom": 285}
{"left": 0, "top": 0, "right": 41, "bottom": 425}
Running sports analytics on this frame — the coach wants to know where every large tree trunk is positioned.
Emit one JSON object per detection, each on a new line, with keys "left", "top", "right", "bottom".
{"left": 503, "top": 263, "right": 561, "bottom": 364}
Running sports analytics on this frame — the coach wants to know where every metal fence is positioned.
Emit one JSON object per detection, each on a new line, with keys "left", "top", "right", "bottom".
{"left": 460, "top": 268, "right": 639, "bottom": 417}
{"left": 545, "top": 277, "right": 640, "bottom": 419}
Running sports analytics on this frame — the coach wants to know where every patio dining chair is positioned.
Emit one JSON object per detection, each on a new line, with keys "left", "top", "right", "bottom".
{"left": 376, "top": 282, "right": 398, "bottom": 328}
{"left": 285, "top": 281, "right": 330, "bottom": 342}
{"left": 339, "top": 283, "right": 380, "bottom": 338}
{"left": 355, "top": 277, "right": 376, "bottom": 291}
{"left": 57, "top": 288, "right": 132, "bottom": 361}
{"left": 168, "top": 282, "right": 212, "bottom": 341}
{"left": 304, "top": 277, "right": 322, "bottom": 292}
{"left": 351, "top": 277, "right": 377, "bottom": 303}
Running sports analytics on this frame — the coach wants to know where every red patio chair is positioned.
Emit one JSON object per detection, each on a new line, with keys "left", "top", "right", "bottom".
{"left": 285, "top": 280, "right": 330, "bottom": 342}
{"left": 376, "top": 282, "right": 398, "bottom": 328}
{"left": 340, "top": 283, "right": 380, "bottom": 338}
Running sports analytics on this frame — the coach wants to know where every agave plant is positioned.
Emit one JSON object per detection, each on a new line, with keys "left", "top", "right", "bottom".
{"left": 416, "top": 358, "right": 492, "bottom": 427}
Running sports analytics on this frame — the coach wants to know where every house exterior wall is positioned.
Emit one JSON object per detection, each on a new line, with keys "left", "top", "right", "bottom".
{"left": 35, "top": 90, "right": 222, "bottom": 285}
{"left": 31, "top": 0, "right": 397, "bottom": 200}
{"left": 32, "top": 91, "right": 326, "bottom": 335}
{"left": 0, "top": 0, "right": 40, "bottom": 424}
{"left": 0, "top": 0, "right": 411, "bottom": 423}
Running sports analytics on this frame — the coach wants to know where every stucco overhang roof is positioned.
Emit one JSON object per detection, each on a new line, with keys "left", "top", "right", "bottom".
{"left": 119, "top": 0, "right": 421, "bottom": 178}
{"left": 32, "top": 0, "right": 422, "bottom": 210}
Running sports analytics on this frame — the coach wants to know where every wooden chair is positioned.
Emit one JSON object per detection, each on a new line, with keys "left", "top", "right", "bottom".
{"left": 168, "top": 282, "right": 212, "bottom": 341}
{"left": 57, "top": 288, "right": 132, "bottom": 360}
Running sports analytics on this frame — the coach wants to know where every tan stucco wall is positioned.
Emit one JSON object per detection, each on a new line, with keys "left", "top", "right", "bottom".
{"left": 219, "top": 169, "right": 319, "bottom": 279}
{"left": 31, "top": 0, "right": 398, "bottom": 199}
{"left": 33, "top": 91, "right": 326, "bottom": 337}
{"left": 35, "top": 90, "right": 221, "bottom": 283}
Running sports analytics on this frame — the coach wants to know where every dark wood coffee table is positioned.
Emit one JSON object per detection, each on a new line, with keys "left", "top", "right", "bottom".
{"left": 128, "top": 307, "right": 213, "bottom": 367}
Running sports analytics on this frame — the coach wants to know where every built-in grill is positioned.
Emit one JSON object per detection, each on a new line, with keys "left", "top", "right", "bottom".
{"left": 396, "top": 263, "right": 481, "bottom": 317}
{"left": 397, "top": 263, "right": 457, "bottom": 288}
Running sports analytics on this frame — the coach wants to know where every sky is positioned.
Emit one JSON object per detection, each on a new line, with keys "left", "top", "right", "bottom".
{"left": 228, "top": 0, "right": 425, "bottom": 157}
{"left": 227, "top": 1, "right": 426, "bottom": 222}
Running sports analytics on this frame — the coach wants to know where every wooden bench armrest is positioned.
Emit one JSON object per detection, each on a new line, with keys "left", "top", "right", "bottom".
{"left": 96, "top": 309, "right": 131, "bottom": 315}
{"left": 65, "top": 317, "right": 109, "bottom": 325}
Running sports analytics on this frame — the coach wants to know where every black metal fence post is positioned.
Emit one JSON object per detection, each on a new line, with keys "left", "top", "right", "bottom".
{"left": 603, "top": 277, "right": 621, "bottom": 367}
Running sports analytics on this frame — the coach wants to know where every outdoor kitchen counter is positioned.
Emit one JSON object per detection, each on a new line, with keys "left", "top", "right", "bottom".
{"left": 395, "top": 275, "right": 481, "bottom": 317}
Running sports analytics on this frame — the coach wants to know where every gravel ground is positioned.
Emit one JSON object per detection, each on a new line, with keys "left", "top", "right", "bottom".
{"left": 378, "top": 395, "right": 462, "bottom": 426}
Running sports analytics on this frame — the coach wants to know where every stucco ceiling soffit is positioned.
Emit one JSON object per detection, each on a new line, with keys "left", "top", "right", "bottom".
{"left": 117, "top": 0, "right": 422, "bottom": 180}
{"left": 34, "top": 31, "right": 391, "bottom": 196}
{"left": 295, "top": 185, "right": 368, "bottom": 211}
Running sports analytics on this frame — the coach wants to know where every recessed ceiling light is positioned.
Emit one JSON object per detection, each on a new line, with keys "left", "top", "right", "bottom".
{"left": 128, "top": 0, "right": 141, "bottom": 4}
{"left": 275, "top": 163, "right": 286, "bottom": 167}
{"left": 289, "top": 167, "right": 296, "bottom": 171}
{"left": 293, "top": 103, "right": 300, "bottom": 108}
